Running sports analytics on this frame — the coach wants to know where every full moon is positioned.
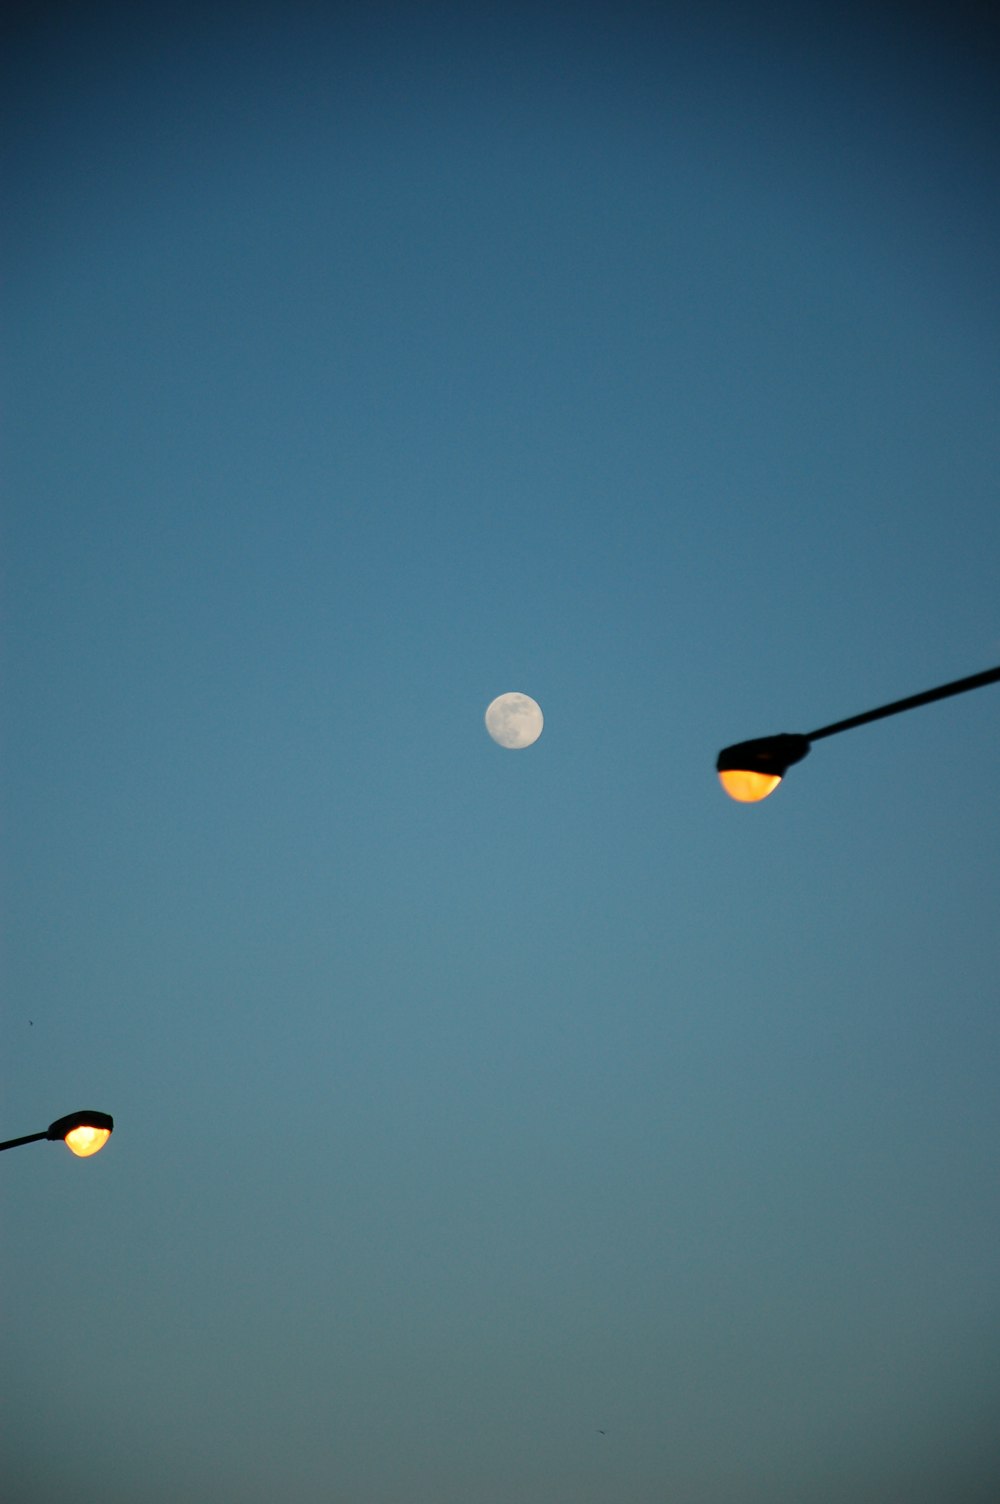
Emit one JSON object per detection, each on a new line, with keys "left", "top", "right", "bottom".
{"left": 484, "top": 692, "right": 544, "bottom": 749}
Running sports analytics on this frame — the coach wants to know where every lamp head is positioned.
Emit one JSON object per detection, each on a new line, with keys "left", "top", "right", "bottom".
{"left": 716, "top": 733, "right": 811, "bottom": 802}
{"left": 46, "top": 1110, "right": 114, "bottom": 1158}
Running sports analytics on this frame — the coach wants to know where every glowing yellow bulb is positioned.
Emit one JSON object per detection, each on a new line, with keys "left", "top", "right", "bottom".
{"left": 718, "top": 768, "right": 782, "bottom": 803}
{"left": 64, "top": 1124, "right": 112, "bottom": 1157}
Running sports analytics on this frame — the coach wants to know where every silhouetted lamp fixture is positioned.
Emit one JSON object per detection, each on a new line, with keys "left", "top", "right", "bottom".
{"left": 717, "top": 665, "right": 1000, "bottom": 802}
{"left": 0, "top": 1110, "right": 114, "bottom": 1157}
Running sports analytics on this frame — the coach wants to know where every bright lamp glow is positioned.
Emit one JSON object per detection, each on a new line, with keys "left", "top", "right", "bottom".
{"left": 718, "top": 768, "right": 783, "bottom": 803}
{"left": 64, "top": 1124, "right": 112, "bottom": 1157}
{"left": 716, "top": 733, "right": 811, "bottom": 802}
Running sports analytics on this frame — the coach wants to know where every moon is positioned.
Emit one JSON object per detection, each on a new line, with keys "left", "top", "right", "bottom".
{"left": 484, "top": 692, "right": 544, "bottom": 749}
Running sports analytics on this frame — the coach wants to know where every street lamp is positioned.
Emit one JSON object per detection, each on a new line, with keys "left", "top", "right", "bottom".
{"left": 717, "top": 664, "right": 1000, "bottom": 802}
{"left": 0, "top": 1110, "right": 114, "bottom": 1157}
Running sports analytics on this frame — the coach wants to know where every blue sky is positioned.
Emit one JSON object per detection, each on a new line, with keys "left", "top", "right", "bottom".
{"left": 3, "top": 4, "right": 1000, "bottom": 1501}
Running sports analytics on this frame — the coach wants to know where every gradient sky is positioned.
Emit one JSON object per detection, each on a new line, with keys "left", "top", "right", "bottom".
{"left": 3, "top": 4, "right": 1000, "bottom": 1501}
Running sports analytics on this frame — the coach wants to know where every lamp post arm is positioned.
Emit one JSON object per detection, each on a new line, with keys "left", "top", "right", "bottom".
{"left": 806, "top": 665, "right": 1000, "bottom": 743}
{"left": 0, "top": 1131, "right": 48, "bottom": 1153}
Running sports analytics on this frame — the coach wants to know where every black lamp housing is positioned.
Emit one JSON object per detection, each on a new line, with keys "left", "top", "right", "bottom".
{"left": 46, "top": 1111, "right": 114, "bottom": 1142}
{"left": 715, "top": 733, "right": 811, "bottom": 780}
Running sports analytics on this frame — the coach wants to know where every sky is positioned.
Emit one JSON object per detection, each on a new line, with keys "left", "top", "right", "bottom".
{"left": 3, "top": 2, "right": 1000, "bottom": 1500}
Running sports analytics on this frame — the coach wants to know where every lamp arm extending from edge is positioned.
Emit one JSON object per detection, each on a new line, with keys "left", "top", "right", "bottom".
{"left": 0, "top": 1131, "right": 48, "bottom": 1153}
{"left": 806, "top": 665, "right": 1000, "bottom": 743}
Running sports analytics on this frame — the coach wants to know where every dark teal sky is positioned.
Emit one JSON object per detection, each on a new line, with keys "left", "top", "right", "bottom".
{"left": 4, "top": 3, "right": 1000, "bottom": 1501}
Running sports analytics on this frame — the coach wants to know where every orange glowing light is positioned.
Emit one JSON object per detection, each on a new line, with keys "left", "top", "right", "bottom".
{"left": 64, "top": 1124, "right": 112, "bottom": 1157}
{"left": 717, "top": 768, "right": 782, "bottom": 803}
